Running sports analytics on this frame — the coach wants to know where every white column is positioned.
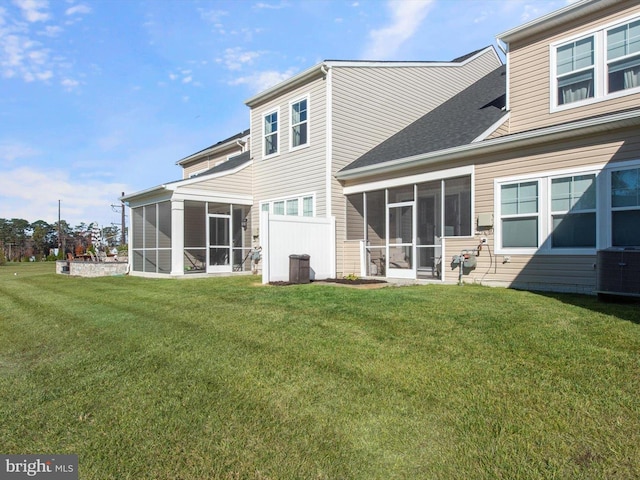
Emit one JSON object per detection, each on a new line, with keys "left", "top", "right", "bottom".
{"left": 171, "top": 199, "right": 184, "bottom": 275}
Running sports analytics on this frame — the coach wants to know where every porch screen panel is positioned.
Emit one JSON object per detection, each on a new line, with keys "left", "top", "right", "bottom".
{"left": 158, "top": 250, "right": 171, "bottom": 274}
{"left": 417, "top": 181, "right": 442, "bottom": 245}
{"left": 144, "top": 204, "right": 157, "bottom": 249}
{"left": 132, "top": 207, "right": 143, "bottom": 249}
{"left": 417, "top": 181, "right": 443, "bottom": 277}
{"left": 365, "top": 190, "right": 386, "bottom": 246}
{"left": 144, "top": 250, "right": 157, "bottom": 273}
{"left": 365, "top": 190, "right": 386, "bottom": 277}
{"left": 388, "top": 185, "right": 414, "bottom": 203}
{"left": 184, "top": 201, "right": 206, "bottom": 247}
{"left": 133, "top": 250, "right": 144, "bottom": 272}
{"left": 158, "top": 201, "right": 171, "bottom": 248}
{"left": 444, "top": 176, "right": 471, "bottom": 236}
{"left": 184, "top": 201, "right": 206, "bottom": 273}
{"left": 346, "top": 194, "right": 365, "bottom": 240}
{"left": 131, "top": 206, "right": 144, "bottom": 272}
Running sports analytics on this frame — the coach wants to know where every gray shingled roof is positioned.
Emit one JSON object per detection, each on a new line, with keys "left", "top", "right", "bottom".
{"left": 178, "top": 128, "right": 250, "bottom": 162}
{"left": 340, "top": 65, "right": 506, "bottom": 173}
{"left": 191, "top": 151, "right": 251, "bottom": 177}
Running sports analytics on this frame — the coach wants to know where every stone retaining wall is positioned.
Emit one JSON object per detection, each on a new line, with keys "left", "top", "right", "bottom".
{"left": 56, "top": 260, "right": 129, "bottom": 277}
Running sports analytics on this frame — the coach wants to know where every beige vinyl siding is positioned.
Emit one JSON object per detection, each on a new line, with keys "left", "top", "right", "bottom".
{"left": 486, "top": 117, "right": 510, "bottom": 139}
{"left": 471, "top": 127, "right": 640, "bottom": 291}
{"left": 250, "top": 73, "right": 327, "bottom": 224}
{"left": 181, "top": 145, "right": 245, "bottom": 179}
{"left": 508, "top": 1, "right": 640, "bottom": 134}
{"left": 182, "top": 163, "right": 253, "bottom": 196}
{"left": 332, "top": 49, "right": 502, "bottom": 271}
{"left": 340, "top": 240, "right": 362, "bottom": 277}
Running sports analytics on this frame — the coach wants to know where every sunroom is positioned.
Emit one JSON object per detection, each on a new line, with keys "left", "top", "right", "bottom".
{"left": 123, "top": 185, "right": 253, "bottom": 277}
{"left": 344, "top": 168, "right": 473, "bottom": 281}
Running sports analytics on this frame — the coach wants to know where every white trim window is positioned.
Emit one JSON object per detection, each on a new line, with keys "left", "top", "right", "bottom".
{"left": 496, "top": 170, "right": 599, "bottom": 254}
{"left": 261, "top": 194, "right": 315, "bottom": 217}
{"left": 556, "top": 36, "right": 595, "bottom": 106}
{"left": 611, "top": 166, "right": 640, "bottom": 246}
{"left": 263, "top": 109, "right": 279, "bottom": 157}
{"left": 551, "top": 15, "right": 640, "bottom": 110}
{"left": 290, "top": 96, "right": 308, "bottom": 150}
{"left": 550, "top": 174, "right": 596, "bottom": 248}
{"left": 607, "top": 19, "right": 640, "bottom": 94}
{"left": 500, "top": 181, "right": 539, "bottom": 248}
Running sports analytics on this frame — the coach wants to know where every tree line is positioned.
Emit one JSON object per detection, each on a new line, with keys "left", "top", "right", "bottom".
{"left": 0, "top": 218, "right": 124, "bottom": 263}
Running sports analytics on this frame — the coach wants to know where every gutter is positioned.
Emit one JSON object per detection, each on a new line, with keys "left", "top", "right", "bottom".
{"left": 120, "top": 185, "right": 170, "bottom": 202}
{"left": 245, "top": 63, "right": 328, "bottom": 107}
{"left": 497, "top": 0, "right": 609, "bottom": 44}
{"left": 336, "top": 108, "right": 640, "bottom": 181}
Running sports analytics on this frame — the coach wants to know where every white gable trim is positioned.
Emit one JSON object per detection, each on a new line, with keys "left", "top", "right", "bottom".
{"left": 472, "top": 112, "right": 510, "bottom": 142}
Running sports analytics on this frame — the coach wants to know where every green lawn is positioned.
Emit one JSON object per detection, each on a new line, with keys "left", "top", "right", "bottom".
{"left": 1, "top": 262, "right": 639, "bottom": 479}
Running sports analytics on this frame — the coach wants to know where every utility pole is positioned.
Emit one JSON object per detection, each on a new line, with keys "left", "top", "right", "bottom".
{"left": 111, "top": 193, "right": 127, "bottom": 246}
{"left": 58, "top": 199, "right": 61, "bottom": 254}
{"left": 121, "top": 192, "right": 126, "bottom": 245}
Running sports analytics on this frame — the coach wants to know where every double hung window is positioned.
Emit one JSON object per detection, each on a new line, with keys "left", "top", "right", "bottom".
{"left": 550, "top": 175, "right": 596, "bottom": 248}
{"left": 607, "top": 20, "right": 640, "bottom": 93}
{"left": 290, "top": 98, "right": 308, "bottom": 149}
{"left": 611, "top": 167, "right": 640, "bottom": 246}
{"left": 263, "top": 110, "right": 278, "bottom": 157}
{"left": 500, "top": 182, "right": 539, "bottom": 248}
{"left": 552, "top": 16, "right": 640, "bottom": 109}
{"left": 556, "top": 37, "right": 595, "bottom": 105}
{"left": 497, "top": 172, "right": 599, "bottom": 252}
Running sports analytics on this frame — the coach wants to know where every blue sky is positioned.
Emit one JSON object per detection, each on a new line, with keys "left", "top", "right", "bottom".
{"left": 0, "top": 0, "right": 573, "bottom": 230}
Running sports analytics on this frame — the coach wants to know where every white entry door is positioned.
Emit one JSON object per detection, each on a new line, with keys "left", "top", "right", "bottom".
{"left": 386, "top": 202, "right": 415, "bottom": 279}
{"left": 208, "top": 214, "right": 232, "bottom": 273}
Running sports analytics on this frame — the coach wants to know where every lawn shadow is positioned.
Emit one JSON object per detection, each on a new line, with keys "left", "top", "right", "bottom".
{"left": 530, "top": 290, "right": 640, "bottom": 325}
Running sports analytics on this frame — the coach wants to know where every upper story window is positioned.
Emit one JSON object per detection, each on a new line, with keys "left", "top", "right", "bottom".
{"left": 263, "top": 110, "right": 278, "bottom": 157}
{"left": 551, "top": 16, "right": 640, "bottom": 110}
{"left": 556, "top": 37, "right": 594, "bottom": 105}
{"left": 607, "top": 19, "right": 640, "bottom": 93}
{"left": 290, "top": 97, "right": 308, "bottom": 150}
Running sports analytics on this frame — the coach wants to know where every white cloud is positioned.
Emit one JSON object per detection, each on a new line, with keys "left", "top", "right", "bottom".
{"left": 168, "top": 69, "right": 194, "bottom": 84}
{"left": 65, "top": 4, "right": 91, "bottom": 16}
{"left": 198, "top": 8, "right": 228, "bottom": 23}
{"left": 229, "top": 67, "right": 297, "bottom": 93}
{"left": 37, "top": 25, "right": 63, "bottom": 37}
{"left": 0, "top": 4, "right": 83, "bottom": 86}
{"left": 0, "top": 29, "right": 56, "bottom": 82}
{"left": 0, "top": 166, "right": 127, "bottom": 225}
{"left": 362, "top": 0, "right": 435, "bottom": 60}
{"left": 0, "top": 141, "right": 40, "bottom": 163}
{"left": 254, "top": 2, "right": 287, "bottom": 10}
{"left": 60, "top": 77, "right": 78, "bottom": 89}
{"left": 13, "top": 0, "right": 50, "bottom": 23}
{"left": 218, "top": 47, "right": 262, "bottom": 71}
